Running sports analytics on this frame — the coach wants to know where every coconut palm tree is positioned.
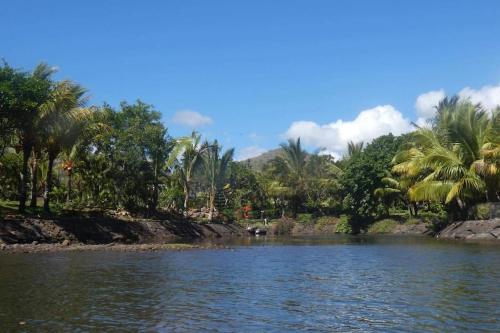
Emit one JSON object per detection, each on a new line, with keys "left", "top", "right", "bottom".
{"left": 41, "top": 83, "right": 92, "bottom": 212}
{"left": 274, "top": 138, "right": 308, "bottom": 216}
{"left": 374, "top": 171, "right": 418, "bottom": 216}
{"left": 15, "top": 63, "right": 55, "bottom": 212}
{"left": 177, "top": 132, "right": 203, "bottom": 214}
{"left": 163, "top": 131, "right": 205, "bottom": 215}
{"left": 346, "top": 141, "right": 364, "bottom": 159}
{"left": 201, "top": 141, "right": 234, "bottom": 221}
{"left": 393, "top": 99, "right": 499, "bottom": 214}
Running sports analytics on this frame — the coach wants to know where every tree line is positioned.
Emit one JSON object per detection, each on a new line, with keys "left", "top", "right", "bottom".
{"left": 1, "top": 62, "right": 499, "bottom": 230}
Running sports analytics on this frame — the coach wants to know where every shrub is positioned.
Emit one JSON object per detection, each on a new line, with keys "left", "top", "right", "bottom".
{"left": 472, "top": 203, "right": 491, "bottom": 220}
{"left": 405, "top": 218, "right": 421, "bottom": 225}
{"left": 367, "top": 219, "right": 398, "bottom": 233}
{"left": 296, "top": 213, "right": 313, "bottom": 224}
{"left": 221, "top": 208, "right": 236, "bottom": 223}
{"left": 272, "top": 218, "right": 295, "bottom": 235}
{"left": 335, "top": 215, "right": 352, "bottom": 234}
{"left": 315, "top": 216, "right": 339, "bottom": 232}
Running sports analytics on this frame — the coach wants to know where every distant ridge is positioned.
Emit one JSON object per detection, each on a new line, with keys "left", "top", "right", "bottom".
{"left": 239, "top": 148, "right": 284, "bottom": 171}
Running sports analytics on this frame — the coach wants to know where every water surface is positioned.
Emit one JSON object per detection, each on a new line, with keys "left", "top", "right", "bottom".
{"left": 1, "top": 236, "right": 499, "bottom": 332}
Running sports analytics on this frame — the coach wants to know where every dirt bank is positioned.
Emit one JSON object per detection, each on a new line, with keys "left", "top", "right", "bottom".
{"left": 0, "top": 213, "right": 245, "bottom": 246}
{"left": 0, "top": 242, "right": 232, "bottom": 254}
{"left": 437, "top": 219, "right": 500, "bottom": 240}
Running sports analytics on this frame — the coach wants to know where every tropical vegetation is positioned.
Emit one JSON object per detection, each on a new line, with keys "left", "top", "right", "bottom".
{"left": 1, "top": 61, "right": 499, "bottom": 232}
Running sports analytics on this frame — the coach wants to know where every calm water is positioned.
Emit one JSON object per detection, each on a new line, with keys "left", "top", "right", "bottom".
{"left": 1, "top": 236, "right": 500, "bottom": 332}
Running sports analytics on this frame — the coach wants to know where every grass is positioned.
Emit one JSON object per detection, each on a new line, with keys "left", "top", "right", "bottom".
{"left": 0, "top": 199, "right": 64, "bottom": 218}
{"left": 335, "top": 215, "right": 352, "bottom": 234}
{"left": 315, "top": 216, "right": 339, "bottom": 231}
{"left": 367, "top": 219, "right": 398, "bottom": 234}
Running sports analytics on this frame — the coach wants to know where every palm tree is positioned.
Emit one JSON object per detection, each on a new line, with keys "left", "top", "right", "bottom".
{"left": 275, "top": 138, "right": 308, "bottom": 216}
{"left": 164, "top": 131, "right": 205, "bottom": 215}
{"left": 201, "top": 141, "right": 234, "bottom": 221}
{"left": 177, "top": 132, "right": 203, "bottom": 214}
{"left": 346, "top": 141, "right": 364, "bottom": 159}
{"left": 16, "top": 63, "right": 55, "bottom": 212}
{"left": 41, "top": 81, "right": 91, "bottom": 212}
{"left": 304, "top": 154, "right": 343, "bottom": 213}
{"left": 43, "top": 81, "right": 94, "bottom": 212}
{"left": 393, "top": 99, "right": 499, "bottom": 214}
{"left": 374, "top": 171, "right": 418, "bottom": 216}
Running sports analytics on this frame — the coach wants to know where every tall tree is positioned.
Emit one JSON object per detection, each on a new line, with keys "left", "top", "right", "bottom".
{"left": 270, "top": 138, "right": 308, "bottom": 216}
{"left": 202, "top": 141, "right": 234, "bottom": 221}
{"left": 171, "top": 131, "right": 203, "bottom": 214}
{"left": 41, "top": 81, "right": 91, "bottom": 212}
{"left": 0, "top": 62, "right": 54, "bottom": 212}
{"left": 340, "top": 134, "right": 404, "bottom": 230}
{"left": 394, "top": 100, "right": 499, "bottom": 212}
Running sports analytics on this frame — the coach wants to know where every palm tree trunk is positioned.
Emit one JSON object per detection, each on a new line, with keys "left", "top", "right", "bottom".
{"left": 19, "top": 144, "right": 32, "bottom": 213}
{"left": 43, "top": 155, "right": 55, "bottom": 213}
{"left": 30, "top": 149, "right": 39, "bottom": 208}
{"left": 183, "top": 184, "right": 190, "bottom": 216}
{"left": 208, "top": 190, "right": 215, "bottom": 221}
{"left": 413, "top": 202, "right": 419, "bottom": 217}
{"left": 66, "top": 169, "right": 73, "bottom": 203}
{"left": 151, "top": 167, "right": 159, "bottom": 212}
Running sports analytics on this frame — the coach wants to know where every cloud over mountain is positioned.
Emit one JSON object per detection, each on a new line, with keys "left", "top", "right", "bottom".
{"left": 285, "top": 105, "right": 413, "bottom": 159}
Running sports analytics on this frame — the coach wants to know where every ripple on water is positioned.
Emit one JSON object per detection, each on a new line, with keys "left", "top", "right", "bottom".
{"left": 0, "top": 237, "right": 499, "bottom": 332}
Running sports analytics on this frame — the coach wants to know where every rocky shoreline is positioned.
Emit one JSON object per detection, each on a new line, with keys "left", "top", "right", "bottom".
{"left": 2, "top": 214, "right": 500, "bottom": 254}
{"left": 0, "top": 242, "right": 231, "bottom": 254}
{"left": 0, "top": 213, "right": 246, "bottom": 252}
{"left": 437, "top": 219, "right": 500, "bottom": 240}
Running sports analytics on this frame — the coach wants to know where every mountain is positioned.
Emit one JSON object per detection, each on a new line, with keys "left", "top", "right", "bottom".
{"left": 239, "top": 148, "right": 284, "bottom": 171}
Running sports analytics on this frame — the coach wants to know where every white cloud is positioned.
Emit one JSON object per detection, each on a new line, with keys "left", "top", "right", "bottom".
{"left": 415, "top": 89, "right": 445, "bottom": 120}
{"left": 172, "top": 110, "right": 213, "bottom": 128}
{"left": 236, "top": 145, "right": 268, "bottom": 161}
{"left": 248, "top": 132, "right": 263, "bottom": 142}
{"left": 285, "top": 105, "right": 413, "bottom": 159}
{"left": 458, "top": 84, "right": 500, "bottom": 110}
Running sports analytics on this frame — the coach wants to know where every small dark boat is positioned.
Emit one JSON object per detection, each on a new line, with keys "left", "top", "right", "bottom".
{"left": 255, "top": 228, "right": 267, "bottom": 235}
{"left": 247, "top": 227, "right": 267, "bottom": 235}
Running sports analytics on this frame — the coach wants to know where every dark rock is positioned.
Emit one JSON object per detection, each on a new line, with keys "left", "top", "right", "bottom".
{"left": 0, "top": 214, "right": 245, "bottom": 246}
{"left": 62, "top": 239, "right": 71, "bottom": 246}
{"left": 438, "top": 219, "right": 500, "bottom": 240}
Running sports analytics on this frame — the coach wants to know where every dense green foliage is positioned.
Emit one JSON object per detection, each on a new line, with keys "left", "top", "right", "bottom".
{"left": 1, "top": 62, "right": 499, "bottom": 232}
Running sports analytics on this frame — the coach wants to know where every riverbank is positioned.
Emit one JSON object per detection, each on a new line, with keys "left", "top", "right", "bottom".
{"left": 437, "top": 219, "right": 500, "bottom": 240}
{"left": 2, "top": 213, "right": 500, "bottom": 253}
{"left": 0, "top": 242, "right": 231, "bottom": 254}
{"left": 366, "top": 218, "right": 433, "bottom": 235}
{"left": 0, "top": 212, "right": 245, "bottom": 248}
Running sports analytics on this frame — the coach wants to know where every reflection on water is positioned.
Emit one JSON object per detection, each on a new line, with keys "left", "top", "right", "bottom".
{"left": 0, "top": 236, "right": 499, "bottom": 332}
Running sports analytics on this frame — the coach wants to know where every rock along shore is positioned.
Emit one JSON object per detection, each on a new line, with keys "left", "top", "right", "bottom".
{"left": 0, "top": 213, "right": 245, "bottom": 253}
{"left": 437, "top": 219, "right": 500, "bottom": 240}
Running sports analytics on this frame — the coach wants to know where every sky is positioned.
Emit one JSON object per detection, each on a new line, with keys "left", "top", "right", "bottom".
{"left": 2, "top": 0, "right": 500, "bottom": 160}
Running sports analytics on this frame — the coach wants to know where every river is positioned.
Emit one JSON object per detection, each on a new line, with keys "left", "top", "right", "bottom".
{"left": 0, "top": 236, "right": 499, "bottom": 332}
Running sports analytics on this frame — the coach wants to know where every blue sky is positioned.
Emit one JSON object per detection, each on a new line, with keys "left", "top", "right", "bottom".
{"left": 2, "top": 0, "right": 500, "bottom": 159}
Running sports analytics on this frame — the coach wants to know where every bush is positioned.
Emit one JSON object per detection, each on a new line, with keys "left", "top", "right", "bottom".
{"left": 221, "top": 208, "right": 236, "bottom": 223}
{"left": 405, "top": 218, "right": 421, "bottom": 225}
{"left": 296, "top": 213, "right": 313, "bottom": 224}
{"left": 417, "top": 210, "right": 448, "bottom": 228}
{"left": 367, "top": 219, "right": 398, "bottom": 233}
{"left": 335, "top": 215, "right": 352, "bottom": 234}
{"left": 272, "top": 218, "right": 295, "bottom": 235}
{"left": 472, "top": 203, "right": 491, "bottom": 220}
{"left": 315, "top": 216, "right": 339, "bottom": 232}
